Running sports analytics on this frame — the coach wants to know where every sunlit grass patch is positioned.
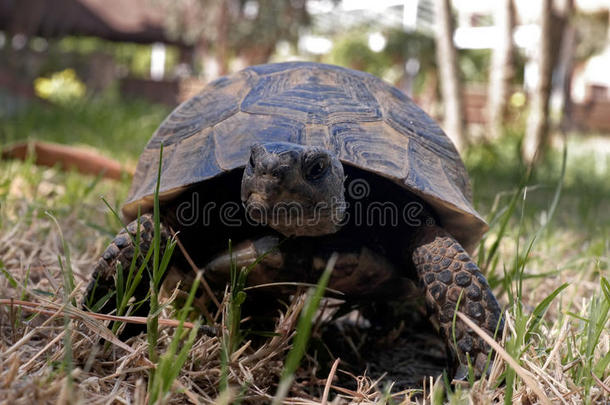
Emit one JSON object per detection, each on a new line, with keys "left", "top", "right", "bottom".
{"left": 1, "top": 90, "right": 170, "bottom": 162}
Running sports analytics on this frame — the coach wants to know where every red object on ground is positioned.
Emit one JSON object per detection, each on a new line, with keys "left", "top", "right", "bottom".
{"left": 1, "top": 141, "right": 133, "bottom": 180}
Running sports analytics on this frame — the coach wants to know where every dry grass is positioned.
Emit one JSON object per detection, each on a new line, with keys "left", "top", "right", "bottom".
{"left": 0, "top": 135, "right": 609, "bottom": 404}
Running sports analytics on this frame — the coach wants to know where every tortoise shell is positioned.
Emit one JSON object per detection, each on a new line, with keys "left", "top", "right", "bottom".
{"left": 123, "top": 62, "right": 487, "bottom": 252}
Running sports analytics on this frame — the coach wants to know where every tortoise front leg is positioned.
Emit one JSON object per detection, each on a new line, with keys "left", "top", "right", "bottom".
{"left": 411, "top": 225, "right": 503, "bottom": 376}
{"left": 204, "top": 236, "right": 415, "bottom": 298}
{"left": 82, "top": 213, "right": 170, "bottom": 315}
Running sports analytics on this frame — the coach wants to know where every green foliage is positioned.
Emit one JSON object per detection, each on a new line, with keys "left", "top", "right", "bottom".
{"left": 326, "top": 33, "right": 391, "bottom": 77}
{"left": 326, "top": 27, "right": 503, "bottom": 96}
{"left": 572, "top": 277, "right": 610, "bottom": 403}
{"left": 326, "top": 28, "right": 436, "bottom": 89}
{"left": 383, "top": 29, "right": 437, "bottom": 94}
{"left": 219, "top": 242, "right": 247, "bottom": 393}
{"left": 1, "top": 90, "right": 170, "bottom": 161}
{"left": 229, "top": 0, "right": 310, "bottom": 52}
{"left": 383, "top": 29, "right": 436, "bottom": 67}
{"left": 468, "top": 132, "right": 609, "bottom": 401}
{"left": 226, "top": 241, "right": 250, "bottom": 354}
{"left": 148, "top": 145, "right": 178, "bottom": 363}
{"left": 466, "top": 130, "right": 610, "bottom": 240}
{"left": 34, "top": 68, "right": 86, "bottom": 105}
{"left": 148, "top": 272, "right": 201, "bottom": 404}
{"left": 56, "top": 36, "right": 180, "bottom": 79}
{"left": 573, "top": 11, "right": 610, "bottom": 61}
{"left": 481, "top": 171, "right": 567, "bottom": 402}
{"left": 160, "top": 0, "right": 309, "bottom": 67}
{"left": 458, "top": 49, "right": 491, "bottom": 84}
{"left": 45, "top": 212, "right": 76, "bottom": 395}
{"left": 219, "top": 238, "right": 280, "bottom": 396}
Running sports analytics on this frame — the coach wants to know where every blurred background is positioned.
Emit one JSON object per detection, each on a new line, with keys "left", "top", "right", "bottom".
{"left": 1, "top": 0, "right": 609, "bottom": 185}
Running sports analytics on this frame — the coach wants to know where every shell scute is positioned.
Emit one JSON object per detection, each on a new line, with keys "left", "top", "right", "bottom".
{"left": 241, "top": 68, "right": 381, "bottom": 125}
{"left": 147, "top": 70, "right": 256, "bottom": 148}
{"left": 331, "top": 121, "right": 407, "bottom": 179}
{"left": 213, "top": 113, "right": 306, "bottom": 171}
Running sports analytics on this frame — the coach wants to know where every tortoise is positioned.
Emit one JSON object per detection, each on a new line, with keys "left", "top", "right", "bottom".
{"left": 84, "top": 61, "right": 503, "bottom": 378}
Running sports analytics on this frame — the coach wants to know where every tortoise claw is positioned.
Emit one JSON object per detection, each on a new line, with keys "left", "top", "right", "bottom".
{"left": 452, "top": 353, "right": 493, "bottom": 382}
{"left": 82, "top": 213, "right": 170, "bottom": 319}
{"left": 453, "top": 364, "right": 470, "bottom": 382}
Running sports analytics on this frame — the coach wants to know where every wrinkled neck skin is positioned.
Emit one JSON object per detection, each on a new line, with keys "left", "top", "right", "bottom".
{"left": 240, "top": 142, "right": 346, "bottom": 237}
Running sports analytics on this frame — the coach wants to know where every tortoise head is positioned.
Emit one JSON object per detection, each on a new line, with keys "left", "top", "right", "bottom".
{"left": 240, "top": 142, "right": 346, "bottom": 237}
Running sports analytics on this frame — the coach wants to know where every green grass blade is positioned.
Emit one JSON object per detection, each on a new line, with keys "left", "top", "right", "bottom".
{"left": 46, "top": 211, "right": 76, "bottom": 306}
{"left": 524, "top": 282, "right": 569, "bottom": 344}
{"left": 147, "top": 143, "right": 164, "bottom": 364}
{"left": 273, "top": 253, "right": 337, "bottom": 404}
{"left": 0, "top": 260, "right": 18, "bottom": 288}
{"left": 115, "top": 261, "right": 124, "bottom": 310}
{"left": 148, "top": 272, "right": 202, "bottom": 404}
{"left": 594, "top": 350, "right": 610, "bottom": 378}
{"left": 46, "top": 213, "right": 75, "bottom": 396}
{"left": 481, "top": 183, "right": 524, "bottom": 277}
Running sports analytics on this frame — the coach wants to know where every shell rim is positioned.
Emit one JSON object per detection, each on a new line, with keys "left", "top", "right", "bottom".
{"left": 121, "top": 162, "right": 489, "bottom": 254}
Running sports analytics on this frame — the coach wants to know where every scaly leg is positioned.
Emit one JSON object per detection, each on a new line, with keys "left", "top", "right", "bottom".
{"left": 82, "top": 213, "right": 170, "bottom": 316}
{"left": 411, "top": 225, "right": 503, "bottom": 376}
{"left": 204, "top": 236, "right": 414, "bottom": 298}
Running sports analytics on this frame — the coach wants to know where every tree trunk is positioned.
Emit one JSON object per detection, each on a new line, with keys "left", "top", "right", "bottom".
{"left": 216, "top": 0, "right": 230, "bottom": 76}
{"left": 434, "top": 0, "right": 466, "bottom": 151}
{"left": 487, "top": 0, "right": 516, "bottom": 140}
{"left": 522, "top": 0, "right": 553, "bottom": 165}
{"left": 522, "top": 0, "right": 573, "bottom": 165}
{"left": 559, "top": 17, "right": 576, "bottom": 131}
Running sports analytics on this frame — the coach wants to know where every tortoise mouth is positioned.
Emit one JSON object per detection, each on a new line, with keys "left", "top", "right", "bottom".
{"left": 243, "top": 192, "right": 344, "bottom": 236}
{"left": 244, "top": 193, "right": 270, "bottom": 223}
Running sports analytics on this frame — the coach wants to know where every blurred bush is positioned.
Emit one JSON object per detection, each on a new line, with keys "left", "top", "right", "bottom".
{"left": 34, "top": 68, "right": 86, "bottom": 105}
{"left": 326, "top": 33, "right": 391, "bottom": 78}
{"left": 56, "top": 36, "right": 180, "bottom": 80}
{"left": 323, "top": 26, "right": 516, "bottom": 100}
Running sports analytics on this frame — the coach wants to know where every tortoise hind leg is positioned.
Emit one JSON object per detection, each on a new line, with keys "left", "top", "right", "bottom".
{"left": 410, "top": 225, "right": 503, "bottom": 377}
{"left": 82, "top": 213, "right": 170, "bottom": 323}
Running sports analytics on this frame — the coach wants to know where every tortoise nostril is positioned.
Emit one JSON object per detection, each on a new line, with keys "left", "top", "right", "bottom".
{"left": 258, "top": 167, "right": 272, "bottom": 177}
{"left": 258, "top": 170, "right": 281, "bottom": 180}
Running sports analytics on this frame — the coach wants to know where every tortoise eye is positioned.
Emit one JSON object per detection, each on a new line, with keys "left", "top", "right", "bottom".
{"left": 249, "top": 153, "right": 256, "bottom": 168}
{"left": 306, "top": 159, "right": 328, "bottom": 181}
